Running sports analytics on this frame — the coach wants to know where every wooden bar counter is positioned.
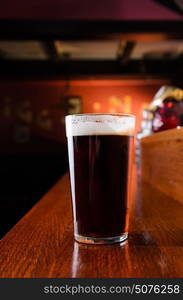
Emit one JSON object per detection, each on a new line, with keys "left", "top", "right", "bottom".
{"left": 0, "top": 168, "right": 183, "bottom": 278}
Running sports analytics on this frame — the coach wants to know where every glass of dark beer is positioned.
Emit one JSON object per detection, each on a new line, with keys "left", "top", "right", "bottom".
{"left": 65, "top": 114, "right": 135, "bottom": 244}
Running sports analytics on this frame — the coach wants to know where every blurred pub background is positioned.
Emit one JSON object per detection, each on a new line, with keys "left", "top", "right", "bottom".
{"left": 1, "top": 0, "right": 183, "bottom": 237}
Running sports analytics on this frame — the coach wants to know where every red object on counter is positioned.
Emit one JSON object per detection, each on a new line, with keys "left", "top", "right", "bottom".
{"left": 152, "top": 97, "right": 183, "bottom": 132}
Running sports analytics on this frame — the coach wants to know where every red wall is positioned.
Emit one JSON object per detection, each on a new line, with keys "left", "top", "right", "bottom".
{"left": 0, "top": 78, "right": 170, "bottom": 152}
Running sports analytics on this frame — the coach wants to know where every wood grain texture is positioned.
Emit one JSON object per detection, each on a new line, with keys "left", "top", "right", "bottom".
{"left": 141, "top": 127, "right": 183, "bottom": 204}
{"left": 0, "top": 170, "right": 183, "bottom": 278}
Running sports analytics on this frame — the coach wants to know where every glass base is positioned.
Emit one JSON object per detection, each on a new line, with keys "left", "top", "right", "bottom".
{"left": 74, "top": 233, "right": 128, "bottom": 245}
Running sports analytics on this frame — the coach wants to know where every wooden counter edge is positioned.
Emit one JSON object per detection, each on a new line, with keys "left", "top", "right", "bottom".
{"left": 140, "top": 127, "right": 183, "bottom": 204}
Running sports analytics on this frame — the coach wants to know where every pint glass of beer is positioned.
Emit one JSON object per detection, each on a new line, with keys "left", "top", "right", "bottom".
{"left": 65, "top": 114, "right": 135, "bottom": 244}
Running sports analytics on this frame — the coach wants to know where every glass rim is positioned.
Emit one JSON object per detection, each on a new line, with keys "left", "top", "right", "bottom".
{"left": 65, "top": 113, "right": 135, "bottom": 119}
{"left": 65, "top": 113, "right": 135, "bottom": 136}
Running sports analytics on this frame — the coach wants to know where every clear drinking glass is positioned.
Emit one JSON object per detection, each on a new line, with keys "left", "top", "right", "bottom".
{"left": 65, "top": 113, "right": 135, "bottom": 244}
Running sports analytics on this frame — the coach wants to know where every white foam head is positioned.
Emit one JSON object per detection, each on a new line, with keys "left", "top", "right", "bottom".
{"left": 65, "top": 114, "right": 135, "bottom": 136}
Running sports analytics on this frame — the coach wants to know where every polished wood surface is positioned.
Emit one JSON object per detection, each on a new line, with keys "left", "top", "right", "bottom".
{"left": 0, "top": 169, "right": 183, "bottom": 278}
{"left": 141, "top": 127, "right": 183, "bottom": 204}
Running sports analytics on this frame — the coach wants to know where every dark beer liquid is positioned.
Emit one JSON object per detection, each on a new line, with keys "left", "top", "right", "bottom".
{"left": 68, "top": 134, "right": 133, "bottom": 238}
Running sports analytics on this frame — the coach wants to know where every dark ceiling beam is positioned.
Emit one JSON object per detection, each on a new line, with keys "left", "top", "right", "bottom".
{"left": 0, "top": 59, "right": 182, "bottom": 79}
{"left": 1, "top": 20, "right": 183, "bottom": 40}
{"left": 153, "top": 0, "right": 183, "bottom": 16}
{"left": 42, "top": 41, "right": 58, "bottom": 61}
{"left": 117, "top": 41, "right": 136, "bottom": 65}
